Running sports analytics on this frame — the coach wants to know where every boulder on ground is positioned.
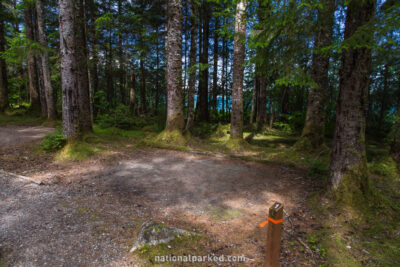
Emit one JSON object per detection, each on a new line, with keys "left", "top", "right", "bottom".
{"left": 130, "top": 221, "right": 193, "bottom": 252}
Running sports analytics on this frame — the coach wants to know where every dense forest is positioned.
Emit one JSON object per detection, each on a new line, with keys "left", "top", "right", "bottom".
{"left": 0, "top": 0, "right": 399, "bottom": 265}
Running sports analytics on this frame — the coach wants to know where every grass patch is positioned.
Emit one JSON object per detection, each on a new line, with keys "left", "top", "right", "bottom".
{"left": 0, "top": 113, "right": 46, "bottom": 126}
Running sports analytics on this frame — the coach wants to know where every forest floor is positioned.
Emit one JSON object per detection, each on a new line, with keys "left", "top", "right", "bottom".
{"left": 0, "top": 115, "right": 399, "bottom": 266}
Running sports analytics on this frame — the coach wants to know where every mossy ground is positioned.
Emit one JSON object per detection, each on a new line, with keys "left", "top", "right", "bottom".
{"left": 133, "top": 233, "right": 205, "bottom": 266}
{"left": 0, "top": 113, "right": 48, "bottom": 126}
{"left": 308, "top": 143, "right": 400, "bottom": 266}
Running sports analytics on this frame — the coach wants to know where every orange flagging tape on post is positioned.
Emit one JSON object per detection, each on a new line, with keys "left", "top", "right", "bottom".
{"left": 264, "top": 202, "right": 284, "bottom": 267}
{"left": 259, "top": 217, "right": 283, "bottom": 227}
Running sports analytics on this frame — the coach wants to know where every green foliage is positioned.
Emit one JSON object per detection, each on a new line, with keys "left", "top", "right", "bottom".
{"left": 273, "top": 112, "right": 305, "bottom": 134}
{"left": 96, "top": 105, "right": 146, "bottom": 130}
{"left": 41, "top": 129, "right": 66, "bottom": 151}
{"left": 2, "top": 34, "right": 43, "bottom": 65}
{"left": 273, "top": 121, "right": 292, "bottom": 132}
{"left": 192, "top": 122, "right": 219, "bottom": 138}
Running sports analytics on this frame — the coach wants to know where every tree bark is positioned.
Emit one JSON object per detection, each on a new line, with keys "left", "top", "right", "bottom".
{"left": 301, "top": 0, "right": 335, "bottom": 148}
{"left": 212, "top": 16, "right": 219, "bottom": 113}
{"left": 391, "top": 73, "right": 400, "bottom": 159}
{"left": 185, "top": 1, "right": 198, "bottom": 131}
{"left": 198, "top": 0, "right": 209, "bottom": 121}
{"left": 378, "top": 64, "right": 389, "bottom": 133}
{"left": 139, "top": 57, "right": 147, "bottom": 113}
{"left": 129, "top": 70, "right": 137, "bottom": 115}
{"left": 329, "top": 0, "right": 376, "bottom": 190}
{"left": 155, "top": 27, "right": 160, "bottom": 112}
{"left": 24, "top": 6, "right": 41, "bottom": 114}
{"left": 230, "top": 0, "right": 247, "bottom": 139}
{"left": 165, "top": 0, "right": 184, "bottom": 131}
{"left": 255, "top": 0, "right": 269, "bottom": 130}
{"left": 88, "top": 0, "right": 99, "bottom": 117}
{"left": 117, "top": 0, "right": 126, "bottom": 105}
{"left": 256, "top": 76, "right": 267, "bottom": 129}
{"left": 0, "top": 5, "right": 8, "bottom": 112}
{"left": 250, "top": 78, "right": 257, "bottom": 125}
{"left": 36, "top": 0, "right": 57, "bottom": 119}
{"left": 59, "top": 0, "right": 92, "bottom": 139}
{"left": 221, "top": 34, "right": 226, "bottom": 118}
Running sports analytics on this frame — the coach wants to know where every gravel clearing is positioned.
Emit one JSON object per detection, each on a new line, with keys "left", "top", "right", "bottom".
{"left": 0, "top": 126, "right": 318, "bottom": 266}
{"left": 0, "top": 126, "right": 54, "bottom": 148}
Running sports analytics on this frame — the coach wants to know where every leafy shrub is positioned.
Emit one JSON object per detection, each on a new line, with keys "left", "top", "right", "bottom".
{"left": 41, "top": 130, "right": 67, "bottom": 151}
{"left": 96, "top": 104, "right": 146, "bottom": 130}
{"left": 192, "top": 122, "right": 219, "bottom": 138}
{"left": 281, "top": 111, "right": 305, "bottom": 133}
{"left": 273, "top": 122, "right": 292, "bottom": 132}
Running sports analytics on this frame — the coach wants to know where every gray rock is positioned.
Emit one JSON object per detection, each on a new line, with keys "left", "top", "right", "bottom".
{"left": 129, "top": 221, "right": 193, "bottom": 252}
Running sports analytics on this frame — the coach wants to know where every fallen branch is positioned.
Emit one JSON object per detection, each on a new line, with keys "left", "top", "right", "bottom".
{"left": 0, "top": 169, "right": 43, "bottom": 185}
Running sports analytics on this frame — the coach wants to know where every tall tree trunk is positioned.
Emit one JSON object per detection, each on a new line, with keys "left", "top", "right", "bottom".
{"left": 139, "top": 57, "right": 147, "bottom": 113}
{"left": 250, "top": 78, "right": 257, "bottom": 125}
{"left": 391, "top": 73, "right": 400, "bottom": 159}
{"left": 221, "top": 34, "right": 226, "bottom": 118}
{"left": 24, "top": 6, "right": 41, "bottom": 114}
{"left": 165, "top": 0, "right": 184, "bottom": 131}
{"left": 155, "top": 27, "right": 160, "bottom": 112}
{"left": 36, "top": 0, "right": 57, "bottom": 119}
{"left": 129, "top": 70, "right": 137, "bottom": 115}
{"left": 212, "top": 16, "right": 219, "bottom": 113}
{"left": 117, "top": 0, "right": 125, "bottom": 105}
{"left": 0, "top": 5, "right": 8, "bottom": 112}
{"left": 329, "top": 0, "right": 376, "bottom": 191}
{"left": 198, "top": 0, "right": 209, "bottom": 121}
{"left": 88, "top": 0, "right": 99, "bottom": 117}
{"left": 59, "top": 0, "right": 92, "bottom": 139}
{"left": 280, "top": 87, "right": 289, "bottom": 116}
{"left": 301, "top": 0, "right": 335, "bottom": 148}
{"left": 256, "top": 76, "right": 267, "bottom": 129}
{"left": 255, "top": 0, "right": 269, "bottom": 130}
{"left": 230, "top": 0, "right": 247, "bottom": 139}
{"left": 378, "top": 64, "right": 389, "bottom": 133}
{"left": 269, "top": 101, "right": 274, "bottom": 128}
{"left": 106, "top": 24, "right": 114, "bottom": 106}
{"left": 185, "top": 1, "right": 198, "bottom": 131}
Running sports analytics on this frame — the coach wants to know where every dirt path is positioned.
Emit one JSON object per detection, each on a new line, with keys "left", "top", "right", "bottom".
{"left": 0, "top": 126, "right": 54, "bottom": 148}
{"left": 0, "top": 127, "right": 319, "bottom": 266}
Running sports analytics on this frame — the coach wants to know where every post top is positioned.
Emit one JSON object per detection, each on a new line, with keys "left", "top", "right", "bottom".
{"left": 268, "top": 202, "right": 283, "bottom": 218}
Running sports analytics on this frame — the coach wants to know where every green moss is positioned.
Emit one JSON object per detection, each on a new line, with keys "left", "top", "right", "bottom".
{"left": 154, "top": 130, "right": 187, "bottom": 147}
{"left": 143, "top": 224, "right": 170, "bottom": 236}
{"left": 210, "top": 123, "right": 231, "bottom": 139}
{"left": 322, "top": 234, "right": 363, "bottom": 267}
{"left": 56, "top": 141, "right": 100, "bottom": 161}
{"left": 225, "top": 138, "right": 250, "bottom": 152}
{"left": 134, "top": 233, "right": 205, "bottom": 266}
{"left": 300, "top": 123, "right": 324, "bottom": 148}
{"left": 331, "top": 163, "right": 371, "bottom": 207}
{"left": 293, "top": 137, "right": 313, "bottom": 151}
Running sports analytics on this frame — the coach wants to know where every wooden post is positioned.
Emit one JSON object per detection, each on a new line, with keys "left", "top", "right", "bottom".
{"left": 265, "top": 202, "right": 283, "bottom": 267}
